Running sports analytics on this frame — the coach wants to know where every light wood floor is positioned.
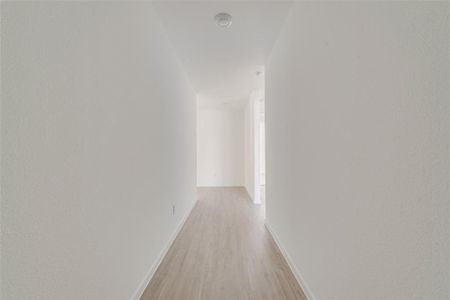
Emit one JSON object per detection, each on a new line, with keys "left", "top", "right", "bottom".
{"left": 141, "top": 187, "right": 306, "bottom": 300}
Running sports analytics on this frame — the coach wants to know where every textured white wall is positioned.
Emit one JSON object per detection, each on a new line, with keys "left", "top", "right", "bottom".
{"left": 266, "top": 2, "right": 449, "bottom": 300}
{"left": 1, "top": 2, "right": 197, "bottom": 300}
{"left": 197, "top": 102, "right": 245, "bottom": 187}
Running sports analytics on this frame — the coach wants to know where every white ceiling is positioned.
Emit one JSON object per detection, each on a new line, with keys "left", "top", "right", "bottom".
{"left": 152, "top": 1, "right": 292, "bottom": 104}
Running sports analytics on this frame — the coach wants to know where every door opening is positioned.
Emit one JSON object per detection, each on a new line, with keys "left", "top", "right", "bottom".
{"left": 251, "top": 93, "right": 265, "bottom": 210}
{"left": 259, "top": 103, "right": 265, "bottom": 208}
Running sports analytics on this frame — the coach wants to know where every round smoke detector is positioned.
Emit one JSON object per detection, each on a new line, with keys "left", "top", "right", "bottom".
{"left": 214, "top": 12, "right": 232, "bottom": 27}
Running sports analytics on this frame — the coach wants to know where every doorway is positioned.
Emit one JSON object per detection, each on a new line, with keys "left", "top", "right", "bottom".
{"left": 248, "top": 92, "right": 265, "bottom": 209}
{"left": 259, "top": 102, "right": 265, "bottom": 207}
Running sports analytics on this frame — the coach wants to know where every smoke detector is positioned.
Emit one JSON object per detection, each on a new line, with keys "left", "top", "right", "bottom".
{"left": 214, "top": 12, "right": 232, "bottom": 27}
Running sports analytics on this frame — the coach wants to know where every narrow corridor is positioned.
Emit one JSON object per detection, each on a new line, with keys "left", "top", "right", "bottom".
{"left": 2, "top": 2, "right": 448, "bottom": 300}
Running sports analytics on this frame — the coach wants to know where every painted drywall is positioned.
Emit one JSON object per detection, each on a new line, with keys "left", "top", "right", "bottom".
{"left": 197, "top": 99, "right": 245, "bottom": 187}
{"left": 1, "top": 2, "right": 196, "bottom": 300}
{"left": 266, "top": 2, "right": 449, "bottom": 300}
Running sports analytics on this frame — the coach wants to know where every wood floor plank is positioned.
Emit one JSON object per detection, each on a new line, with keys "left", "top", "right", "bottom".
{"left": 140, "top": 187, "right": 306, "bottom": 300}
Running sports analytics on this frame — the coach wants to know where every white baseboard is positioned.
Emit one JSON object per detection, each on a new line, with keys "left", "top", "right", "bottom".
{"left": 196, "top": 185, "right": 245, "bottom": 188}
{"left": 244, "top": 186, "right": 254, "bottom": 202}
{"left": 131, "top": 199, "right": 197, "bottom": 300}
{"left": 265, "top": 221, "right": 316, "bottom": 300}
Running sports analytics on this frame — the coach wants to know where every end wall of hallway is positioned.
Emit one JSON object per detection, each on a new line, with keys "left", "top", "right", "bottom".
{"left": 197, "top": 97, "right": 245, "bottom": 187}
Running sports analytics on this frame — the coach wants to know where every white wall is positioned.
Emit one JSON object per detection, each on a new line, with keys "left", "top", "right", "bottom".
{"left": 266, "top": 2, "right": 449, "bottom": 300}
{"left": 197, "top": 100, "right": 244, "bottom": 187}
{"left": 1, "top": 2, "right": 197, "bottom": 300}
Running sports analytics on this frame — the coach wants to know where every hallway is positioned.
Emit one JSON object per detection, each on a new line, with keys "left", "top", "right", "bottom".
{"left": 2, "top": 2, "right": 449, "bottom": 300}
{"left": 141, "top": 188, "right": 306, "bottom": 300}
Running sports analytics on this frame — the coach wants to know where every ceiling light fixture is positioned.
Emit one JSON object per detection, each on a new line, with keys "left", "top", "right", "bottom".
{"left": 214, "top": 12, "right": 232, "bottom": 27}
